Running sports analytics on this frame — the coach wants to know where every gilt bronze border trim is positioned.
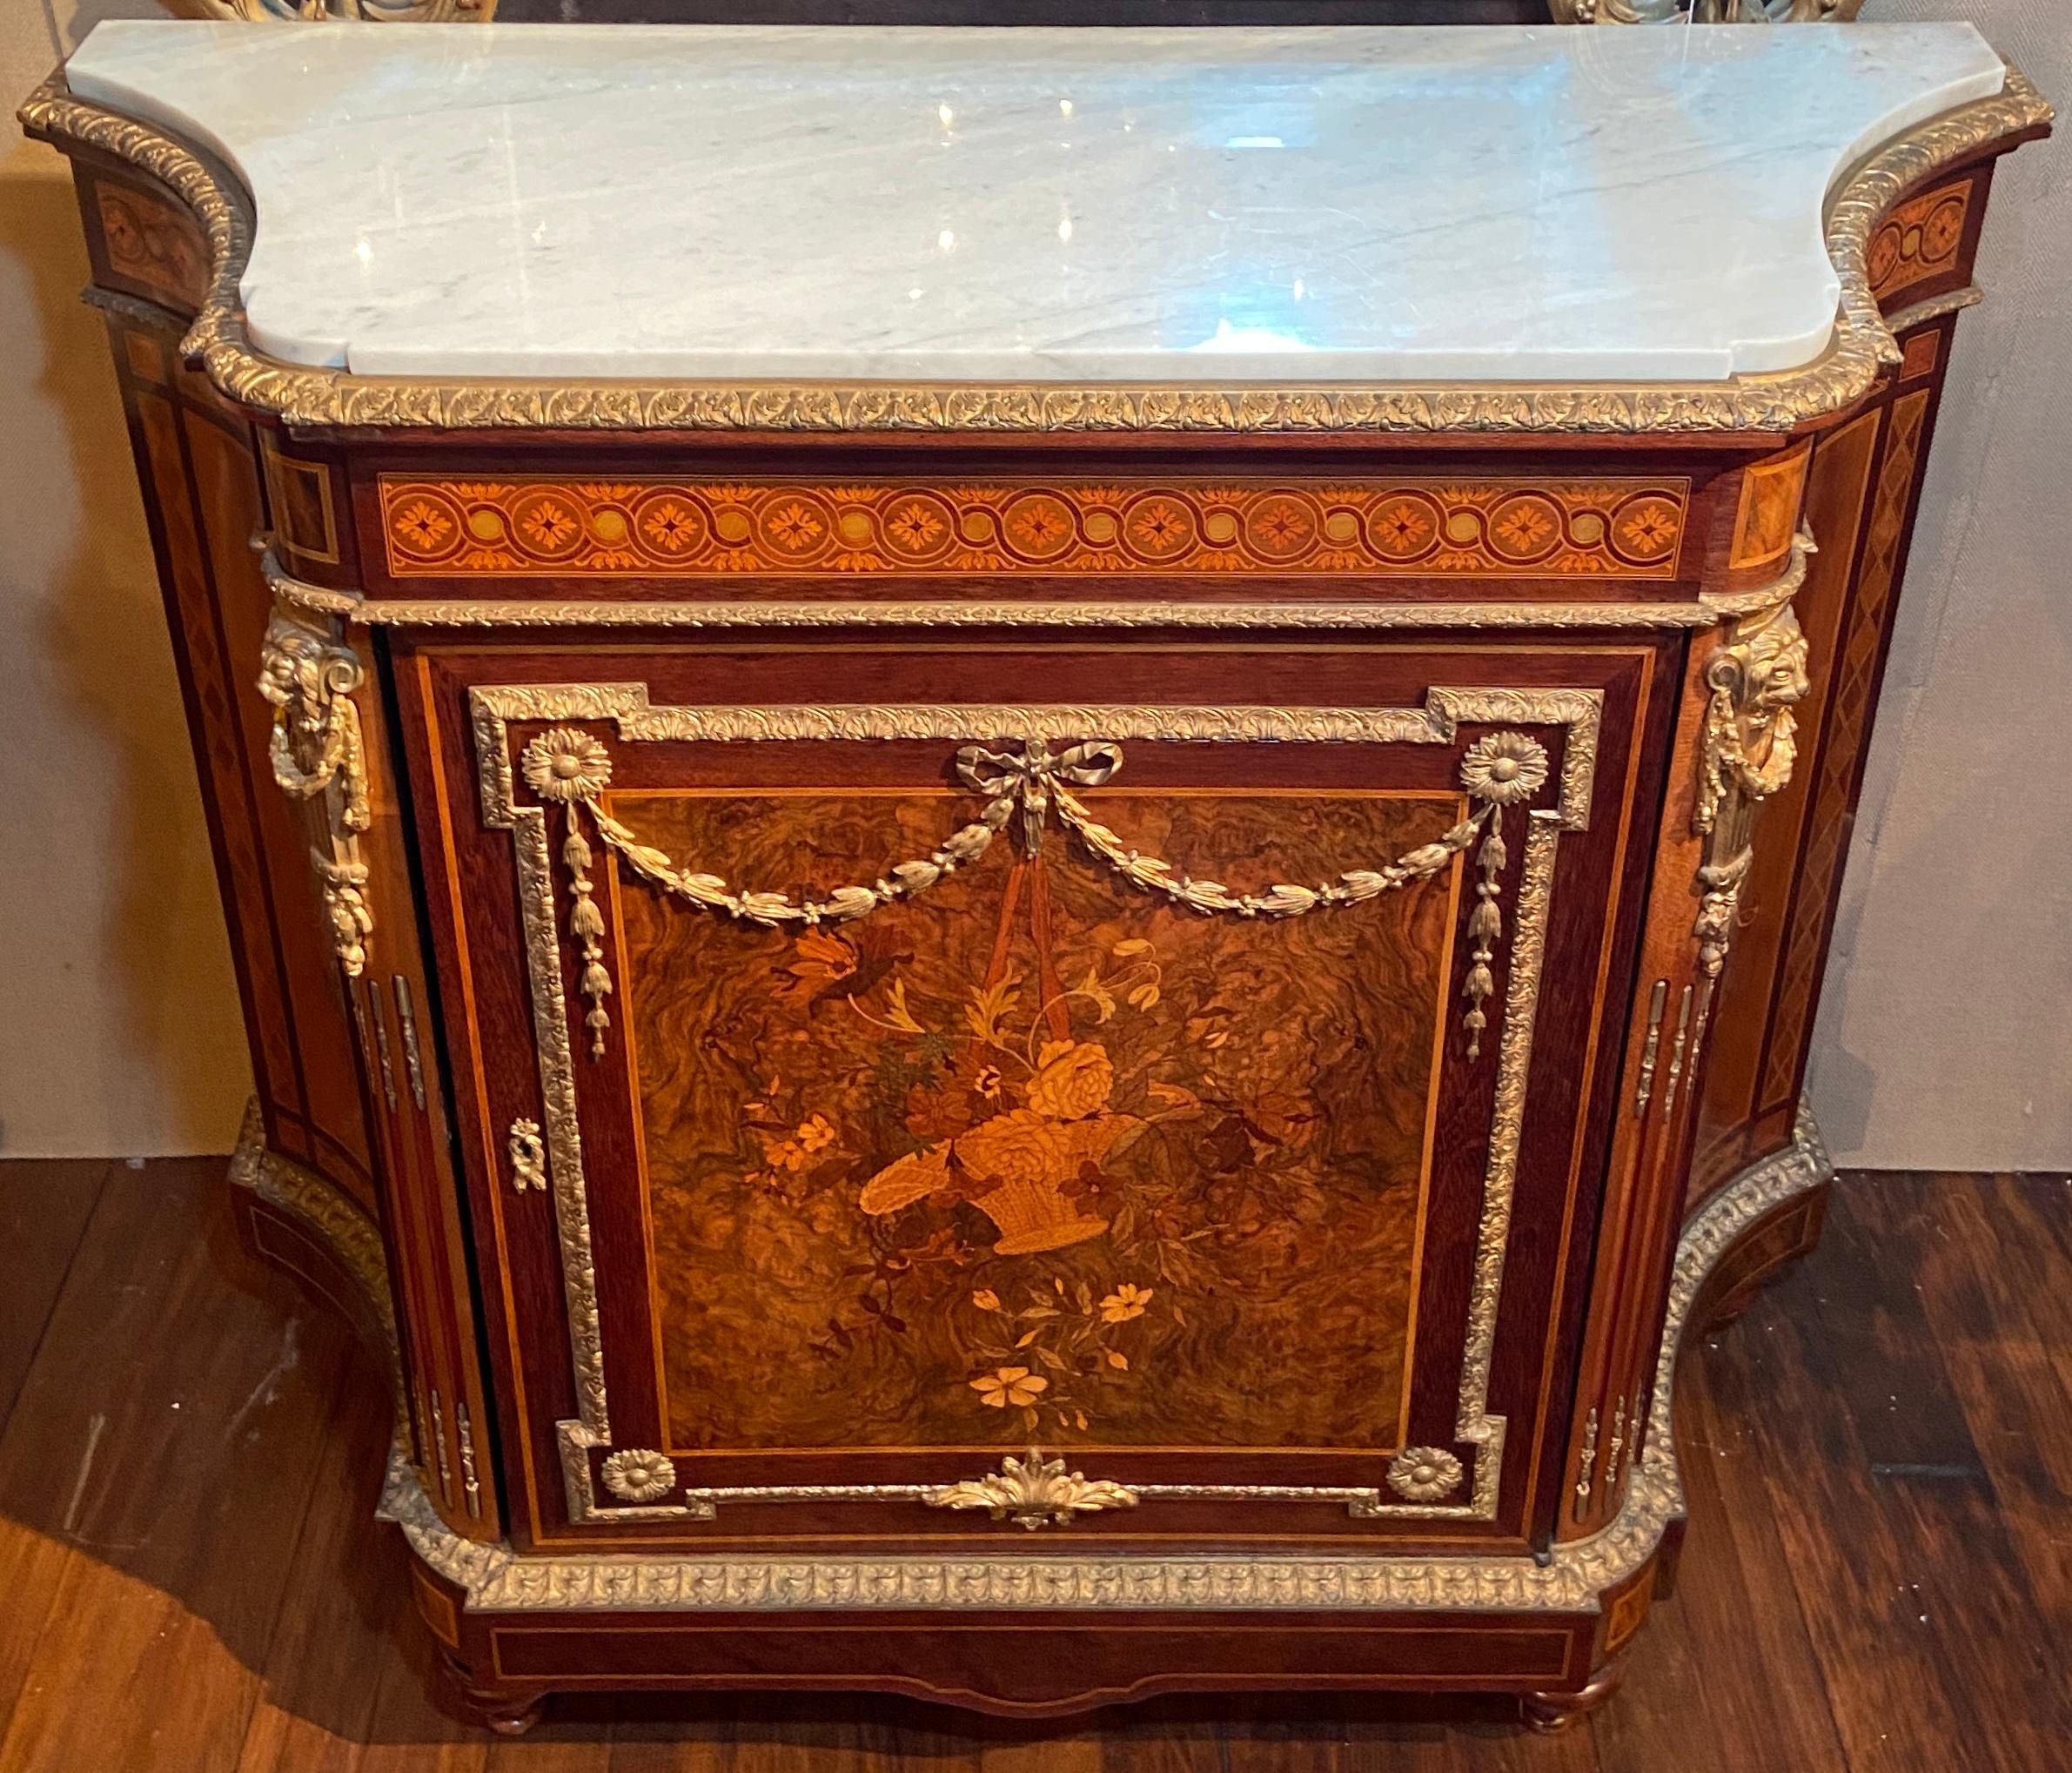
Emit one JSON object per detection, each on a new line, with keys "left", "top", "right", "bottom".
{"left": 20, "top": 73, "right": 2049, "bottom": 435}
{"left": 467, "top": 686, "right": 1602, "bottom": 1528}
{"left": 259, "top": 537, "right": 1807, "bottom": 635}
{"left": 227, "top": 1098, "right": 408, "bottom": 1434}
{"left": 376, "top": 1108, "right": 1833, "bottom": 1611}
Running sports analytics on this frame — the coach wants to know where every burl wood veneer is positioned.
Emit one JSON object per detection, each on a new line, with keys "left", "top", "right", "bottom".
{"left": 19, "top": 14, "right": 2049, "bottom": 1737}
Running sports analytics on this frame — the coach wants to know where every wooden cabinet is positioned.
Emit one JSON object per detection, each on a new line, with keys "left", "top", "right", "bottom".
{"left": 21, "top": 24, "right": 2049, "bottom": 1735}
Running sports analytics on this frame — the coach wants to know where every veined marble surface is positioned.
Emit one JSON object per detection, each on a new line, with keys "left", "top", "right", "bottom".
{"left": 64, "top": 21, "right": 2006, "bottom": 384}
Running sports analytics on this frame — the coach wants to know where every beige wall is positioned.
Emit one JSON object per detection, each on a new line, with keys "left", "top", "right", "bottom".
{"left": 1809, "top": 0, "right": 2072, "bottom": 1171}
{"left": 0, "top": 3, "right": 2063, "bottom": 1165}
{"left": 0, "top": 0, "right": 249, "bottom": 1158}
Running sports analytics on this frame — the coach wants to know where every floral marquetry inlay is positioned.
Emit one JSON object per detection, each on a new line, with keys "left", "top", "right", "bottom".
{"left": 493, "top": 709, "right": 1566, "bottom": 1477}
{"left": 380, "top": 478, "right": 1690, "bottom": 579}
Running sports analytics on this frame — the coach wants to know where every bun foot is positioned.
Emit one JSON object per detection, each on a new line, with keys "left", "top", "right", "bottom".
{"left": 485, "top": 1698, "right": 546, "bottom": 1738}
{"left": 1519, "top": 1655, "right": 1626, "bottom": 1733}
{"left": 439, "top": 1651, "right": 546, "bottom": 1736}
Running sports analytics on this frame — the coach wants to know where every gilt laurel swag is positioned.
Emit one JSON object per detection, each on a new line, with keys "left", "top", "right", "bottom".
{"left": 518, "top": 726, "right": 1552, "bottom": 1064}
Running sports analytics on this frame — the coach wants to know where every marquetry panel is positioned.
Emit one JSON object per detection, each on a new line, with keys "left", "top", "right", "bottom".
{"left": 1602, "top": 1577, "right": 1652, "bottom": 1654}
{"left": 122, "top": 329, "right": 164, "bottom": 385}
{"left": 1727, "top": 448, "right": 1809, "bottom": 573}
{"left": 1867, "top": 182, "right": 1970, "bottom": 303}
{"left": 378, "top": 477, "right": 1690, "bottom": 580}
{"left": 420, "top": 642, "right": 1658, "bottom": 1554}
{"left": 261, "top": 438, "right": 342, "bottom": 567}
{"left": 130, "top": 385, "right": 306, "bottom": 1145}
{"left": 627, "top": 789, "right": 1448, "bottom": 1457}
{"left": 93, "top": 180, "right": 209, "bottom": 311}
{"left": 1900, "top": 329, "right": 1942, "bottom": 381}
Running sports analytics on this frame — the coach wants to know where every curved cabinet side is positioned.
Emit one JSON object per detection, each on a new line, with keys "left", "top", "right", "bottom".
{"left": 71, "top": 152, "right": 500, "bottom": 1544}
{"left": 1689, "top": 149, "right": 2017, "bottom": 1231}
{"left": 83, "top": 204, "right": 378, "bottom": 1213}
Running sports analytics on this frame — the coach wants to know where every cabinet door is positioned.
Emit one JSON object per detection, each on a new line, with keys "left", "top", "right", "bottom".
{"left": 404, "top": 636, "right": 1672, "bottom": 1554}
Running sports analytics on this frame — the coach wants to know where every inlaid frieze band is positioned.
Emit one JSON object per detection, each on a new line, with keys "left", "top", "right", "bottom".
{"left": 379, "top": 478, "right": 1690, "bottom": 580}
{"left": 1867, "top": 181, "right": 1972, "bottom": 302}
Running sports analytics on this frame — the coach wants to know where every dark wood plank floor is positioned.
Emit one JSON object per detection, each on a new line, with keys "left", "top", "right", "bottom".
{"left": 0, "top": 1157, "right": 2062, "bottom": 1771}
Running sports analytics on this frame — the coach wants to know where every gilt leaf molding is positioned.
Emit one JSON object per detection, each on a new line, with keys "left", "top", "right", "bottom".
{"left": 19, "top": 71, "right": 2051, "bottom": 433}
{"left": 473, "top": 691, "right": 1603, "bottom": 830}
{"left": 258, "top": 534, "right": 1807, "bottom": 638}
{"left": 260, "top": 547, "right": 1761, "bottom": 636}
{"left": 227, "top": 1100, "right": 409, "bottom": 1441}
{"left": 1548, "top": 0, "right": 1861, "bottom": 22}
{"left": 168, "top": 0, "right": 492, "bottom": 18}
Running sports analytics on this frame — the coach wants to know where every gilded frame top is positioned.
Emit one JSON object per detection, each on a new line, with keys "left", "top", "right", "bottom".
{"left": 17, "top": 65, "right": 2050, "bottom": 438}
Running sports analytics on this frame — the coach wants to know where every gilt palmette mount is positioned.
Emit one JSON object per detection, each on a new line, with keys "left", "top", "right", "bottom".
{"left": 925, "top": 1449, "right": 1141, "bottom": 1530}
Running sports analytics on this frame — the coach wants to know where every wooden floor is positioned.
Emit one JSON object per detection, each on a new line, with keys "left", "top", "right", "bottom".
{"left": 0, "top": 1158, "right": 2063, "bottom": 1771}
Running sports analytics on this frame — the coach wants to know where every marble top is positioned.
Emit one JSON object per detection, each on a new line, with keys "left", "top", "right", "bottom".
{"left": 64, "top": 21, "right": 2006, "bottom": 385}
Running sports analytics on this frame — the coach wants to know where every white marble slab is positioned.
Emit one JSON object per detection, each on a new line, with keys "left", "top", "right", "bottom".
{"left": 64, "top": 20, "right": 2005, "bottom": 384}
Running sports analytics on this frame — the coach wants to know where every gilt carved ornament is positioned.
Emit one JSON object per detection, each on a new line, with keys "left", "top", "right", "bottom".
{"left": 1693, "top": 591, "right": 1813, "bottom": 984}
{"left": 1549, "top": 0, "right": 1861, "bottom": 23}
{"left": 1671, "top": 564, "right": 1814, "bottom": 1088}
{"left": 165, "top": 0, "right": 493, "bottom": 21}
{"left": 257, "top": 609, "right": 374, "bottom": 976}
{"left": 18, "top": 71, "right": 2051, "bottom": 433}
{"left": 159, "top": 1, "right": 1854, "bottom": 24}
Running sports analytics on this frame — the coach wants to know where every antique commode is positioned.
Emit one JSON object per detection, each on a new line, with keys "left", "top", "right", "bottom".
{"left": 21, "top": 12, "right": 2048, "bottom": 1734}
